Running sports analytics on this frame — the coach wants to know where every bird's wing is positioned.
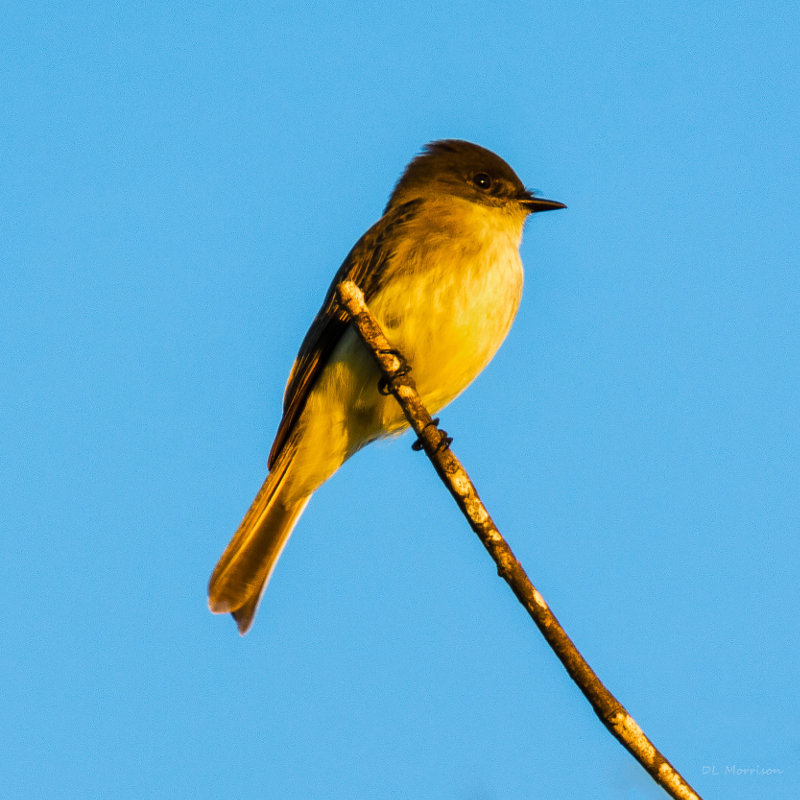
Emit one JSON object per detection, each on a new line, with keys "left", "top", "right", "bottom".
{"left": 267, "top": 199, "right": 422, "bottom": 468}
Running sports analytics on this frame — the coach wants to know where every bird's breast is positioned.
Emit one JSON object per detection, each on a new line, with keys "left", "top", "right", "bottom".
{"left": 369, "top": 211, "right": 524, "bottom": 416}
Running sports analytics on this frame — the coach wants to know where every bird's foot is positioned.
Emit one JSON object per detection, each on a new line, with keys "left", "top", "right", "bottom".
{"left": 377, "top": 349, "right": 412, "bottom": 395}
{"left": 411, "top": 418, "right": 452, "bottom": 452}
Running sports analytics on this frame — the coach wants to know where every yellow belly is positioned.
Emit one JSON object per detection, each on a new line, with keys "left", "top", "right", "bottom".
{"left": 284, "top": 199, "right": 526, "bottom": 500}
{"left": 369, "top": 237, "right": 523, "bottom": 419}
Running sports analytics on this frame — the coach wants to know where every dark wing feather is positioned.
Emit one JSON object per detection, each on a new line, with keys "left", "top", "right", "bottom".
{"left": 267, "top": 199, "right": 422, "bottom": 468}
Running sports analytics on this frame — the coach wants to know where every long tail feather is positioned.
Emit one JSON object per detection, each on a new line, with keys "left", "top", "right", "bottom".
{"left": 208, "top": 450, "right": 310, "bottom": 634}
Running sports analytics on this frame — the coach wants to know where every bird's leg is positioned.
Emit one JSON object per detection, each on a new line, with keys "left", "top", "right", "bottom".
{"left": 376, "top": 348, "right": 412, "bottom": 395}
{"left": 411, "top": 418, "right": 453, "bottom": 453}
{"left": 372, "top": 348, "right": 452, "bottom": 452}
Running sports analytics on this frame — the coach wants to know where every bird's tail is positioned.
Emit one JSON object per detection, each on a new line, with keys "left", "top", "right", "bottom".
{"left": 208, "top": 449, "right": 310, "bottom": 635}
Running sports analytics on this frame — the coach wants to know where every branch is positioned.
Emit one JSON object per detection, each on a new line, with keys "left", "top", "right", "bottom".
{"left": 336, "top": 280, "right": 701, "bottom": 800}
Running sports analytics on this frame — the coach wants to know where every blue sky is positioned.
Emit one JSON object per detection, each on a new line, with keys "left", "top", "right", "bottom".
{"left": 2, "top": 3, "right": 798, "bottom": 798}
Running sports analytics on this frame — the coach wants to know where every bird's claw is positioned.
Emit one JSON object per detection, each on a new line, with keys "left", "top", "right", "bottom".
{"left": 411, "top": 418, "right": 452, "bottom": 452}
{"left": 377, "top": 349, "right": 412, "bottom": 395}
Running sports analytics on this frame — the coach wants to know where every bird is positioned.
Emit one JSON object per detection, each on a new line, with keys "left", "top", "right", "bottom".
{"left": 208, "top": 139, "right": 565, "bottom": 634}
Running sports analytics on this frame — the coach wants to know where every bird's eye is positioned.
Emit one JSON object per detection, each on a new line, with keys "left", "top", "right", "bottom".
{"left": 472, "top": 172, "right": 492, "bottom": 191}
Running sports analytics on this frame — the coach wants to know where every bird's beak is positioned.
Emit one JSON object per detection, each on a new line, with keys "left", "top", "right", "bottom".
{"left": 519, "top": 192, "right": 566, "bottom": 213}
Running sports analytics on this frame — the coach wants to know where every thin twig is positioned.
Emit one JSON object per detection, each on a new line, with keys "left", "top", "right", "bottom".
{"left": 336, "top": 280, "right": 701, "bottom": 800}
